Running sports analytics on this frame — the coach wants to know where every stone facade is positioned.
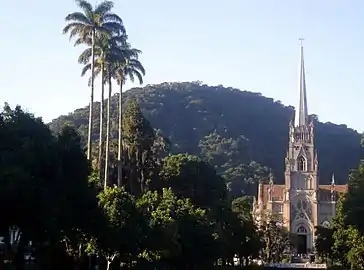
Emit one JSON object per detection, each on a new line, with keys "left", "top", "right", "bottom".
{"left": 253, "top": 44, "right": 347, "bottom": 253}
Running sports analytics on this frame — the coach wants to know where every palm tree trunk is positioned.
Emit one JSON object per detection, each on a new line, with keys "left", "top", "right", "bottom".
{"left": 117, "top": 82, "right": 123, "bottom": 187}
{"left": 98, "top": 64, "right": 105, "bottom": 183}
{"left": 104, "top": 72, "right": 112, "bottom": 189}
{"left": 87, "top": 29, "right": 96, "bottom": 160}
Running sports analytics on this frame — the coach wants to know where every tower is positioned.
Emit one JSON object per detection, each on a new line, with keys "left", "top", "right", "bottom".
{"left": 253, "top": 41, "right": 348, "bottom": 255}
{"left": 283, "top": 40, "right": 318, "bottom": 253}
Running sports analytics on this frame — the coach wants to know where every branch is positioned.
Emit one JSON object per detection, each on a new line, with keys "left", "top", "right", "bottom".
{"left": 107, "top": 252, "right": 120, "bottom": 263}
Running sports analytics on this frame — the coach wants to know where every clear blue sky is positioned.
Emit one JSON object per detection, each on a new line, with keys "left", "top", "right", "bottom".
{"left": 1, "top": 0, "right": 363, "bottom": 131}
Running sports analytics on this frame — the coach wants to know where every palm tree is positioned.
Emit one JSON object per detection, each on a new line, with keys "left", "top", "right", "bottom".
{"left": 80, "top": 45, "right": 106, "bottom": 182}
{"left": 103, "top": 63, "right": 114, "bottom": 189}
{"left": 102, "top": 37, "right": 131, "bottom": 188}
{"left": 63, "top": 0, "right": 124, "bottom": 160}
{"left": 114, "top": 52, "right": 145, "bottom": 187}
{"left": 79, "top": 33, "right": 126, "bottom": 187}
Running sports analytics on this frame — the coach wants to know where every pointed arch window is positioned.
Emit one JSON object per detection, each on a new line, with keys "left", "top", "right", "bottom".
{"left": 298, "top": 156, "right": 306, "bottom": 171}
{"left": 297, "top": 226, "right": 308, "bottom": 234}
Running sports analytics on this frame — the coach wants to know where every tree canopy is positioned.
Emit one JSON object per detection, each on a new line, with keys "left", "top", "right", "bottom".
{"left": 49, "top": 81, "right": 363, "bottom": 191}
{"left": 0, "top": 102, "right": 280, "bottom": 269}
{"left": 3, "top": 0, "right": 363, "bottom": 268}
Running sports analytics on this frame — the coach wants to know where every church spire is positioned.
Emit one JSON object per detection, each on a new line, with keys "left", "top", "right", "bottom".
{"left": 296, "top": 39, "right": 308, "bottom": 127}
{"left": 331, "top": 173, "right": 336, "bottom": 186}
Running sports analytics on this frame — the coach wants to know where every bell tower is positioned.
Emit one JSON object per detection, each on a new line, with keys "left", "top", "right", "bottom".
{"left": 285, "top": 40, "right": 318, "bottom": 190}
{"left": 283, "top": 41, "right": 319, "bottom": 243}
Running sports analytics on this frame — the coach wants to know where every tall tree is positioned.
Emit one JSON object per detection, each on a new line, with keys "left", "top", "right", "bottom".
{"left": 113, "top": 46, "right": 145, "bottom": 187}
{"left": 79, "top": 33, "right": 127, "bottom": 186}
{"left": 332, "top": 195, "right": 350, "bottom": 267}
{"left": 104, "top": 59, "right": 114, "bottom": 188}
{"left": 122, "top": 100, "right": 159, "bottom": 195}
{"left": 101, "top": 35, "right": 130, "bottom": 188}
{"left": 63, "top": 0, "right": 124, "bottom": 160}
{"left": 80, "top": 34, "right": 108, "bottom": 182}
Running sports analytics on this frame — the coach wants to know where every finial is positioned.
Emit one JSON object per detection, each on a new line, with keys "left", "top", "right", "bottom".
{"left": 299, "top": 38, "right": 305, "bottom": 46}
{"left": 269, "top": 170, "right": 274, "bottom": 185}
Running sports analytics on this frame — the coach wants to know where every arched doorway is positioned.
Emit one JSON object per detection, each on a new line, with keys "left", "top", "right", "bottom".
{"left": 295, "top": 225, "right": 308, "bottom": 254}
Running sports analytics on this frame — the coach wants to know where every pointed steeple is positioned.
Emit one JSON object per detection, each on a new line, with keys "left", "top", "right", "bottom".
{"left": 296, "top": 39, "right": 308, "bottom": 127}
{"left": 331, "top": 173, "right": 336, "bottom": 186}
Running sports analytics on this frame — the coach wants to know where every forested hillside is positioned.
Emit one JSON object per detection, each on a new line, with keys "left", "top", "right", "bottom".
{"left": 49, "top": 81, "right": 363, "bottom": 187}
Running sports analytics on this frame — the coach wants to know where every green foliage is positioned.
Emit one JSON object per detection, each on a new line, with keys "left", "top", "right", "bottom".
{"left": 0, "top": 100, "right": 308, "bottom": 269}
{"left": 345, "top": 226, "right": 364, "bottom": 270}
{"left": 63, "top": 0, "right": 125, "bottom": 160}
{"left": 258, "top": 212, "right": 291, "bottom": 263}
{"left": 17, "top": 0, "right": 364, "bottom": 265}
{"left": 122, "top": 100, "right": 155, "bottom": 153}
{"left": 332, "top": 195, "right": 349, "bottom": 266}
{"left": 136, "top": 188, "right": 217, "bottom": 267}
{"left": 343, "top": 160, "right": 364, "bottom": 232}
{"left": 1, "top": 99, "right": 266, "bottom": 268}
{"left": 4, "top": 0, "right": 341, "bottom": 267}
{"left": 160, "top": 153, "right": 227, "bottom": 210}
{"left": 97, "top": 186, "right": 145, "bottom": 267}
{"left": 121, "top": 100, "right": 164, "bottom": 194}
{"left": 199, "top": 131, "right": 269, "bottom": 197}
{"left": 331, "top": 161, "right": 364, "bottom": 269}
{"left": 231, "top": 196, "right": 254, "bottom": 221}
{"left": 230, "top": 197, "right": 262, "bottom": 265}
{"left": 0, "top": 104, "right": 101, "bottom": 269}
{"left": 49, "top": 82, "right": 363, "bottom": 189}
{"left": 199, "top": 131, "right": 249, "bottom": 167}
{"left": 315, "top": 226, "right": 333, "bottom": 263}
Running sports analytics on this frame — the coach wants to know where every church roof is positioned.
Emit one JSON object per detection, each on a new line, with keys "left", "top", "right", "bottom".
{"left": 260, "top": 184, "right": 285, "bottom": 201}
{"left": 258, "top": 183, "right": 347, "bottom": 205}
{"left": 319, "top": 184, "right": 348, "bottom": 193}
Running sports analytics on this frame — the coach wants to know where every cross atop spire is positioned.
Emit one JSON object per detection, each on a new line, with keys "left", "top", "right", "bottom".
{"left": 296, "top": 39, "right": 308, "bottom": 127}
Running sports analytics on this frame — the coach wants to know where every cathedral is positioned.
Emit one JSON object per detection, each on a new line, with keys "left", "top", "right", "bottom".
{"left": 253, "top": 44, "right": 347, "bottom": 254}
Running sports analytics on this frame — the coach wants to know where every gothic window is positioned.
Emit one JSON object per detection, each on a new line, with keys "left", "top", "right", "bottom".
{"left": 297, "top": 226, "right": 308, "bottom": 234}
{"left": 298, "top": 156, "right": 306, "bottom": 171}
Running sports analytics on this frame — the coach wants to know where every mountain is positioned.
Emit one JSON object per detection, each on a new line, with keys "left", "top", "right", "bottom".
{"left": 49, "top": 81, "right": 363, "bottom": 185}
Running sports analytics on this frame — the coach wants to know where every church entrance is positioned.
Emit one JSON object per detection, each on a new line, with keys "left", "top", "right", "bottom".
{"left": 296, "top": 234, "right": 307, "bottom": 254}
{"left": 294, "top": 225, "right": 309, "bottom": 254}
